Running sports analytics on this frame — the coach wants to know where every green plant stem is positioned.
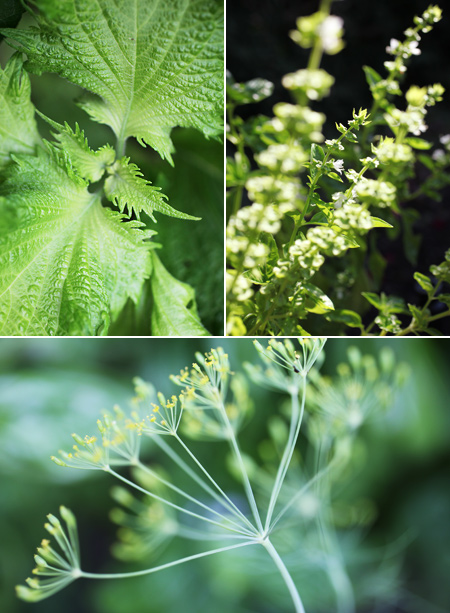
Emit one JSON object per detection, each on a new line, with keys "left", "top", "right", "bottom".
{"left": 227, "top": 104, "right": 247, "bottom": 217}
{"left": 80, "top": 541, "right": 257, "bottom": 580}
{"left": 263, "top": 539, "right": 305, "bottom": 613}
{"left": 264, "top": 380, "right": 305, "bottom": 532}
{"left": 106, "top": 467, "right": 253, "bottom": 537}
{"left": 174, "top": 433, "right": 259, "bottom": 535}
{"left": 288, "top": 130, "right": 350, "bottom": 249}
{"left": 396, "top": 307, "right": 450, "bottom": 336}
{"left": 270, "top": 456, "right": 339, "bottom": 532}
{"left": 135, "top": 460, "right": 251, "bottom": 535}
{"left": 218, "top": 400, "right": 264, "bottom": 533}
{"left": 115, "top": 135, "right": 126, "bottom": 158}
{"left": 307, "top": 0, "right": 333, "bottom": 71}
{"left": 154, "top": 436, "right": 256, "bottom": 533}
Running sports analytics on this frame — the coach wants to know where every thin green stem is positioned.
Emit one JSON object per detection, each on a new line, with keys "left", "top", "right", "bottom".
{"left": 135, "top": 460, "right": 253, "bottom": 535}
{"left": 263, "top": 539, "right": 305, "bottom": 613}
{"left": 80, "top": 541, "right": 257, "bottom": 580}
{"left": 106, "top": 468, "right": 253, "bottom": 537}
{"left": 264, "top": 379, "right": 306, "bottom": 532}
{"left": 307, "top": 0, "right": 333, "bottom": 71}
{"left": 153, "top": 436, "right": 255, "bottom": 532}
{"left": 218, "top": 400, "right": 264, "bottom": 533}
{"left": 115, "top": 136, "right": 126, "bottom": 158}
{"left": 269, "top": 457, "right": 338, "bottom": 532}
{"left": 174, "top": 434, "right": 258, "bottom": 535}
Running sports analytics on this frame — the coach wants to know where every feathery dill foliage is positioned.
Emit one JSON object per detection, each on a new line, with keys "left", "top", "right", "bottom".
{"left": 226, "top": 1, "right": 450, "bottom": 336}
{"left": 0, "top": 0, "right": 223, "bottom": 336}
{"left": 18, "top": 339, "right": 409, "bottom": 612}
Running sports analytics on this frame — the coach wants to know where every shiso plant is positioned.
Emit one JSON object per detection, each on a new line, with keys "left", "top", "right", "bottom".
{"left": 17, "top": 338, "right": 411, "bottom": 612}
{"left": 226, "top": 1, "right": 450, "bottom": 336}
{"left": 0, "top": 0, "right": 223, "bottom": 336}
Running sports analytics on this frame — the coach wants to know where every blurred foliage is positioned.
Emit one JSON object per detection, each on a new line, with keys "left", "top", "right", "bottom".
{"left": 0, "top": 338, "right": 449, "bottom": 612}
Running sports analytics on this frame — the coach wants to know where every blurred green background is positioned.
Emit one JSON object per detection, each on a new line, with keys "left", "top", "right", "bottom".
{"left": 0, "top": 338, "right": 449, "bottom": 613}
{"left": 0, "top": 5, "right": 224, "bottom": 335}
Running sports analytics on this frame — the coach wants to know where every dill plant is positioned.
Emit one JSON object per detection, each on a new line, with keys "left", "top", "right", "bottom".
{"left": 16, "top": 339, "right": 409, "bottom": 612}
{"left": 227, "top": 1, "right": 450, "bottom": 336}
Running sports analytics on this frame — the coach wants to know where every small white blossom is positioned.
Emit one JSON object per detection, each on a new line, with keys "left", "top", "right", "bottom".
{"left": 318, "top": 16, "right": 344, "bottom": 53}
{"left": 386, "top": 38, "right": 400, "bottom": 54}
{"left": 408, "top": 40, "right": 421, "bottom": 55}
{"left": 332, "top": 159, "right": 344, "bottom": 174}
{"left": 332, "top": 192, "right": 346, "bottom": 208}
{"left": 432, "top": 149, "right": 446, "bottom": 163}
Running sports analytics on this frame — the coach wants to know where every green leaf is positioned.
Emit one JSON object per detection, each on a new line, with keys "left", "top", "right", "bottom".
{"left": 404, "top": 137, "right": 432, "bottom": 150}
{"left": 362, "top": 292, "right": 406, "bottom": 314}
{"left": 325, "top": 309, "right": 363, "bottom": 328}
{"left": 148, "top": 129, "right": 223, "bottom": 334}
{"left": 407, "top": 304, "right": 430, "bottom": 330}
{"left": 311, "top": 143, "right": 325, "bottom": 162}
{"left": 104, "top": 157, "right": 199, "bottom": 222}
{"left": 0, "top": 53, "right": 40, "bottom": 169}
{"left": 436, "top": 294, "right": 450, "bottom": 307}
{"left": 363, "top": 65, "right": 382, "bottom": 90}
{"left": 226, "top": 72, "right": 274, "bottom": 105}
{"left": 1, "top": 0, "right": 224, "bottom": 162}
{"left": 370, "top": 216, "right": 393, "bottom": 228}
{"left": 38, "top": 113, "right": 115, "bottom": 182}
{"left": 0, "top": 148, "right": 153, "bottom": 336}
{"left": 303, "top": 283, "right": 334, "bottom": 314}
{"left": 261, "top": 232, "right": 279, "bottom": 270}
{"left": 150, "top": 252, "right": 209, "bottom": 336}
{"left": 375, "top": 314, "right": 402, "bottom": 334}
{"left": 413, "top": 272, "right": 434, "bottom": 294}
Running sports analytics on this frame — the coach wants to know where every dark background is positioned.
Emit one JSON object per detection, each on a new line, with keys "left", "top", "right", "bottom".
{"left": 227, "top": 0, "right": 450, "bottom": 333}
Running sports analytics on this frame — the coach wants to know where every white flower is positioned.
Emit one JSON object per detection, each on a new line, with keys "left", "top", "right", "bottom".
{"left": 409, "top": 41, "right": 421, "bottom": 55}
{"left": 432, "top": 149, "right": 446, "bottom": 162}
{"left": 318, "top": 16, "right": 343, "bottom": 53}
{"left": 386, "top": 38, "right": 400, "bottom": 54}
{"left": 332, "top": 159, "right": 344, "bottom": 174}
{"left": 332, "top": 192, "right": 346, "bottom": 208}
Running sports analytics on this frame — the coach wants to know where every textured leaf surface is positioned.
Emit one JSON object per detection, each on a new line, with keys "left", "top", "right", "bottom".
{"left": 0, "top": 149, "right": 152, "bottom": 336}
{"left": 39, "top": 114, "right": 115, "bottom": 182}
{"left": 1, "top": 0, "right": 224, "bottom": 161}
{"left": 0, "top": 53, "right": 40, "bottom": 169}
{"left": 104, "top": 157, "right": 199, "bottom": 221}
{"left": 146, "top": 129, "right": 224, "bottom": 334}
{"left": 150, "top": 252, "right": 209, "bottom": 336}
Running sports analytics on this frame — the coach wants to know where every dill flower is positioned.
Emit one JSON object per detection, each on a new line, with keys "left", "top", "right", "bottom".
{"left": 16, "top": 507, "right": 81, "bottom": 602}
{"left": 170, "top": 347, "right": 231, "bottom": 408}
{"left": 244, "top": 339, "right": 326, "bottom": 394}
{"left": 135, "top": 392, "right": 184, "bottom": 436}
{"left": 52, "top": 404, "right": 143, "bottom": 470}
